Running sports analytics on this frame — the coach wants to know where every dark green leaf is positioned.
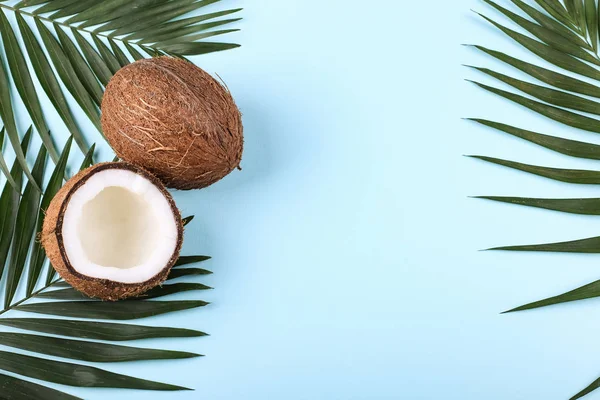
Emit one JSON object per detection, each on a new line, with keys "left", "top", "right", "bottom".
{"left": 0, "top": 9, "right": 58, "bottom": 162}
{"left": 510, "top": 0, "right": 590, "bottom": 50}
{"left": 16, "top": 300, "right": 209, "bottom": 319}
{"left": 15, "top": 0, "right": 57, "bottom": 9}
{"left": 65, "top": 0, "right": 132, "bottom": 24}
{"left": 572, "top": 376, "right": 600, "bottom": 400}
{"left": 33, "top": 0, "right": 85, "bottom": 15}
{"left": 147, "top": 18, "right": 241, "bottom": 45}
{"left": 469, "top": 155, "right": 600, "bottom": 183}
{"left": 78, "top": 0, "right": 164, "bottom": 29}
{"left": 123, "top": 41, "right": 146, "bottom": 61}
{"left": 79, "top": 143, "right": 95, "bottom": 170}
{"left": 564, "top": 0, "right": 577, "bottom": 16}
{"left": 108, "top": 38, "right": 130, "bottom": 67}
{"left": 533, "top": 0, "right": 575, "bottom": 29}
{"left": 92, "top": 36, "right": 121, "bottom": 75}
{"left": 168, "top": 268, "right": 213, "bottom": 281}
{"left": 475, "top": 196, "right": 600, "bottom": 215}
{"left": 573, "top": 0, "right": 588, "bottom": 35}
{"left": 0, "top": 350, "right": 190, "bottom": 390}
{"left": 585, "top": 0, "right": 598, "bottom": 51}
{"left": 157, "top": 41, "right": 240, "bottom": 56}
{"left": 0, "top": 332, "right": 200, "bottom": 362}
{"left": 157, "top": 29, "right": 240, "bottom": 47}
{"left": 47, "top": 0, "right": 98, "bottom": 19}
{"left": 175, "top": 255, "right": 211, "bottom": 267}
{"left": 468, "top": 119, "right": 600, "bottom": 160}
{"left": 0, "top": 372, "right": 81, "bottom": 400}
{"left": 103, "top": 0, "right": 221, "bottom": 37}
{"left": 481, "top": 1, "right": 600, "bottom": 65}
{"left": 125, "top": 8, "right": 242, "bottom": 42}
{"left": 468, "top": 67, "right": 600, "bottom": 115}
{"left": 489, "top": 235, "right": 600, "bottom": 253}
{"left": 71, "top": 29, "right": 113, "bottom": 86}
{"left": 476, "top": 12, "right": 600, "bottom": 80}
{"left": 0, "top": 129, "right": 32, "bottom": 279}
{"left": 505, "top": 279, "right": 600, "bottom": 313}
{"left": 469, "top": 81, "right": 600, "bottom": 133}
{"left": 0, "top": 127, "right": 13, "bottom": 189}
{"left": 0, "top": 318, "right": 206, "bottom": 340}
{"left": 147, "top": 282, "right": 209, "bottom": 297}
{"left": 35, "top": 19, "right": 102, "bottom": 133}
{"left": 182, "top": 215, "right": 194, "bottom": 226}
{"left": 29, "top": 137, "right": 73, "bottom": 294}
{"left": 135, "top": 283, "right": 212, "bottom": 299}
{"left": 16, "top": 14, "right": 88, "bottom": 154}
{"left": 55, "top": 25, "right": 103, "bottom": 106}
{"left": 39, "top": 283, "right": 212, "bottom": 300}
{"left": 0, "top": 44, "right": 39, "bottom": 191}
{"left": 5, "top": 144, "right": 47, "bottom": 308}
{"left": 469, "top": 45, "right": 600, "bottom": 98}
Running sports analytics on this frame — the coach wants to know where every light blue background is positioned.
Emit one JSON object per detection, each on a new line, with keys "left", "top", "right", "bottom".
{"left": 6, "top": 0, "right": 600, "bottom": 399}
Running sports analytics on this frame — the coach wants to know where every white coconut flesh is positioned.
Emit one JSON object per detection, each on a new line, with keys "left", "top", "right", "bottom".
{"left": 61, "top": 168, "right": 178, "bottom": 283}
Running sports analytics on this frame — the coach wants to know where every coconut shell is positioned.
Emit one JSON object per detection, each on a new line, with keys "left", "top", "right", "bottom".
{"left": 101, "top": 56, "right": 243, "bottom": 190}
{"left": 41, "top": 162, "right": 183, "bottom": 301}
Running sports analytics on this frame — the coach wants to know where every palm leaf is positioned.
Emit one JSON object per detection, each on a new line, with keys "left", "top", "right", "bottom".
{"left": 468, "top": 155, "right": 600, "bottom": 183}
{"left": 475, "top": 196, "right": 600, "bottom": 215}
{"left": 468, "top": 45, "right": 600, "bottom": 97}
{"left": 169, "top": 268, "right": 214, "bottom": 280}
{"left": 175, "top": 255, "right": 211, "bottom": 266}
{"left": 0, "top": 350, "right": 190, "bottom": 390}
{"left": 0, "top": 54, "right": 39, "bottom": 191}
{"left": 488, "top": 235, "right": 600, "bottom": 252}
{"left": 0, "top": 318, "right": 207, "bottom": 340}
{"left": 0, "top": 332, "right": 200, "bottom": 362}
{"left": 0, "top": 0, "right": 241, "bottom": 171}
{"left": 0, "top": 10, "right": 57, "bottom": 162}
{"left": 38, "top": 282, "right": 212, "bottom": 300}
{"left": 16, "top": 300, "right": 209, "bottom": 320}
{"left": 28, "top": 137, "right": 73, "bottom": 295}
{"left": 468, "top": 1, "right": 600, "bottom": 397}
{"left": 0, "top": 133, "right": 215, "bottom": 397}
{"left": 4, "top": 142, "right": 47, "bottom": 308}
{"left": 0, "top": 128, "right": 32, "bottom": 279}
{"left": 504, "top": 279, "right": 600, "bottom": 313}
{"left": 0, "top": 372, "right": 81, "bottom": 400}
{"left": 468, "top": 119, "right": 600, "bottom": 160}
{"left": 15, "top": 13, "right": 88, "bottom": 153}
{"left": 0, "top": 1, "right": 237, "bottom": 397}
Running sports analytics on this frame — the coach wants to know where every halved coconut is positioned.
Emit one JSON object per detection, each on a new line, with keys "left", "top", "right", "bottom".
{"left": 42, "top": 162, "right": 183, "bottom": 301}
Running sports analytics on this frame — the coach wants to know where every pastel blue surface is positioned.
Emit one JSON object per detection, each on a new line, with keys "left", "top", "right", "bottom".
{"left": 6, "top": 0, "right": 600, "bottom": 399}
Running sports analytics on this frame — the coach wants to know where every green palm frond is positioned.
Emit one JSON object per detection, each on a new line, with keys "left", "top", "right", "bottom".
{"left": 0, "top": 1, "right": 240, "bottom": 397}
{"left": 0, "top": 0, "right": 241, "bottom": 180}
{"left": 469, "top": 0, "right": 600, "bottom": 398}
{"left": 0, "top": 124, "right": 216, "bottom": 397}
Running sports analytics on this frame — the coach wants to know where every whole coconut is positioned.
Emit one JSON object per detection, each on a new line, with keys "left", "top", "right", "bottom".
{"left": 101, "top": 57, "right": 243, "bottom": 190}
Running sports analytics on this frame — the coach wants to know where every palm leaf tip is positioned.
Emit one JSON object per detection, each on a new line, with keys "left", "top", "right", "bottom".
{"left": 502, "top": 279, "right": 600, "bottom": 314}
{"left": 488, "top": 235, "right": 600, "bottom": 253}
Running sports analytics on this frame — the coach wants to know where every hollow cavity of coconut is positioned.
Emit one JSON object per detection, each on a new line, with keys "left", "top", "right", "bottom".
{"left": 41, "top": 162, "right": 183, "bottom": 301}
{"left": 101, "top": 56, "right": 243, "bottom": 190}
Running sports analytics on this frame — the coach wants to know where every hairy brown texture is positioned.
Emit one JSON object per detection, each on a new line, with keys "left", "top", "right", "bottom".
{"left": 101, "top": 56, "right": 244, "bottom": 190}
{"left": 41, "top": 162, "right": 183, "bottom": 301}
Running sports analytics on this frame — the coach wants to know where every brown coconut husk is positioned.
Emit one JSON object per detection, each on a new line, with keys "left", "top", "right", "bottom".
{"left": 41, "top": 162, "right": 183, "bottom": 301}
{"left": 101, "top": 56, "right": 243, "bottom": 190}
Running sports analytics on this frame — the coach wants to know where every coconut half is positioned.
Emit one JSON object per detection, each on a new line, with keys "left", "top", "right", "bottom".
{"left": 42, "top": 162, "right": 183, "bottom": 301}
